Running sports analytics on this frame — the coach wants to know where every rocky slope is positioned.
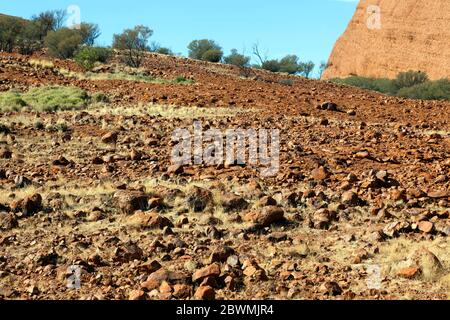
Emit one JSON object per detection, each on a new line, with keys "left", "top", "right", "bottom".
{"left": 322, "top": 0, "right": 450, "bottom": 80}
{"left": 0, "top": 52, "right": 449, "bottom": 300}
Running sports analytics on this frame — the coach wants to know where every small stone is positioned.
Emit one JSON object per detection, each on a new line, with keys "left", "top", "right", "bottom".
{"left": 139, "top": 260, "right": 162, "bottom": 273}
{"left": 113, "top": 241, "right": 144, "bottom": 263}
{"left": 418, "top": 221, "right": 434, "bottom": 234}
{"left": 173, "top": 284, "right": 191, "bottom": 299}
{"left": 194, "top": 285, "right": 215, "bottom": 300}
{"left": 168, "top": 164, "right": 184, "bottom": 175}
{"left": 101, "top": 131, "right": 119, "bottom": 144}
{"left": 341, "top": 191, "right": 362, "bottom": 207}
{"left": 129, "top": 289, "right": 145, "bottom": 300}
{"left": 398, "top": 267, "right": 420, "bottom": 279}
{"left": 311, "top": 166, "right": 329, "bottom": 181}
{"left": 319, "top": 281, "right": 342, "bottom": 296}
{"left": 192, "top": 263, "right": 221, "bottom": 283}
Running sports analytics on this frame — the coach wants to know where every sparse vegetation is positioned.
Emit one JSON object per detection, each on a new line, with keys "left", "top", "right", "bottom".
{"left": 224, "top": 49, "right": 251, "bottom": 68}
{"left": 0, "top": 90, "right": 27, "bottom": 112}
{"left": 74, "top": 46, "right": 113, "bottom": 71}
{"left": 113, "top": 25, "right": 153, "bottom": 68}
{"left": 0, "top": 86, "right": 90, "bottom": 113}
{"left": 397, "top": 79, "right": 450, "bottom": 100}
{"left": 188, "top": 39, "right": 223, "bottom": 63}
{"left": 331, "top": 71, "right": 450, "bottom": 101}
{"left": 44, "top": 28, "right": 83, "bottom": 59}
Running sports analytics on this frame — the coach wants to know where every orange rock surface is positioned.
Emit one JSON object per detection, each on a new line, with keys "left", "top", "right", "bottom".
{"left": 323, "top": 0, "right": 450, "bottom": 80}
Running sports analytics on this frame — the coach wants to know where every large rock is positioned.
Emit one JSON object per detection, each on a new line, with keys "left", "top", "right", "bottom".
{"left": 0, "top": 213, "right": 18, "bottom": 230}
{"left": 186, "top": 186, "right": 213, "bottom": 212}
{"left": 113, "top": 190, "right": 148, "bottom": 214}
{"left": 323, "top": 0, "right": 450, "bottom": 80}
{"left": 10, "top": 193, "right": 42, "bottom": 217}
{"left": 220, "top": 193, "right": 248, "bottom": 212}
{"left": 409, "top": 248, "right": 444, "bottom": 281}
{"left": 245, "top": 206, "right": 285, "bottom": 227}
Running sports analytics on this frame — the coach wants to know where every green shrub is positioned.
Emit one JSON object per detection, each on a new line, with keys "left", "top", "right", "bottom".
{"left": 55, "top": 120, "right": 69, "bottom": 132}
{"left": 92, "top": 92, "right": 109, "bottom": 103}
{"left": 22, "top": 86, "right": 90, "bottom": 112}
{"left": 224, "top": 49, "right": 250, "bottom": 68}
{"left": 394, "top": 71, "right": 428, "bottom": 89}
{"left": 261, "top": 59, "right": 281, "bottom": 72}
{"left": 44, "top": 28, "right": 83, "bottom": 59}
{"left": 331, "top": 76, "right": 396, "bottom": 95}
{"left": 0, "top": 91, "right": 27, "bottom": 112}
{"left": 278, "top": 55, "right": 300, "bottom": 74}
{"left": 201, "top": 49, "right": 223, "bottom": 63}
{"left": 17, "top": 21, "right": 42, "bottom": 55}
{"left": 0, "top": 15, "right": 25, "bottom": 52}
{"left": 397, "top": 79, "right": 450, "bottom": 100}
{"left": 75, "top": 46, "right": 112, "bottom": 71}
{"left": 330, "top": 72, "right": 450, "bottom": 101}
{"left": 34, "top": 120, "right": 44, "bottom": 130}
{"left": 187, "top": 39, "right": 223, "bottom": 62}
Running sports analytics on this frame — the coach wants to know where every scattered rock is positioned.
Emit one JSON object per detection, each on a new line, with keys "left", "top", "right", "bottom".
{"left": 398, "top": 267, "right": 420, "bottom": 279}
{"left": 220, "top": 193, "right": 248, "bottom": 212}
{"left": 0, "top": 213, "right": 18, "bottom": 230}
{"left": 113, "top": 190, "right": 148, "bottom": 214}
{"left": 341, "top": 191, "right": 364, "bottom": 207}
{"left": 418, "top": 221, "right": 434, "bottom": 234}
{"left": 192, "top": 263, "right": 221, "bottom": 283}
{"left": 194, "top": 285, "right": 215, "bottom": 300}
{"left": 311, "top": 166, "right": 329, "bottom": 181}
{"left": 10, "top": 193, "right": 42, "bottom": 217}
{"left": 129, "top": 289, "right": 146, "bottom": 300}
{"left": 186, "top": 186, "right": 213, "bottom": 212}
{"left": 167, "top": 164, "right": 184, "bottom": 175}
{"left": 319, "top": 281, "right": 342, "bottom": 296}
{"left": 173, "top": 284, "right": 191, "bottom": 299}
{"left": 113, "top": 241, "right": 144, "bottom": 263}
{"left": 130, "top": 211, "right": 174, "bottom": 230}
{"left": 52, "top": 156, "right": 70, "bottom": 166}
{"left": 101, "top": 131, "right": 119, "bottom": 144}
{"left": 245, "top": 206, "right": 284, "bottom": 227}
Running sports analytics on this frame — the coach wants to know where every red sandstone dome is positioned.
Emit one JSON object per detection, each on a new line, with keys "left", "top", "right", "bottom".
{"left": 322, "top": 0, "right": 450, "bottom": 80}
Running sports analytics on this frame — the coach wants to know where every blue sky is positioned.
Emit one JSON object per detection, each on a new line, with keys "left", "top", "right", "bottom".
{"left": 1, "top": 0, "right": 358, "bottom": 75}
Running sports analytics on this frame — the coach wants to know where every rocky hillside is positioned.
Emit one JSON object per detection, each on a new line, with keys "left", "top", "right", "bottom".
{"left": 323, "top": 0, "right": 450, "bottom": 80}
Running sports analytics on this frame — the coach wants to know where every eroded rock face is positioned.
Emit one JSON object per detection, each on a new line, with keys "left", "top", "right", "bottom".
{"left": 323, "top": 0, "right": 450, "bottom": 80}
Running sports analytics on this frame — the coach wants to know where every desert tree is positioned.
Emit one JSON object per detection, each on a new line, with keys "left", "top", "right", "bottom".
{"left": 279, "top": 55, "right": 301, "bottom": 74}
{"left": 32, "top": 10, "right": 67, "bottom": 40}
{"left": 17, "top": 21, "right": 42, "bottom": 55}
{"left": 299, "top": 61, "right": 315, "bottom": 78}
{"left": 44, "top": 28, "right": 83, "bottom": 59}
{"left": 187, "top": 39, "right": 223, "bottom": 62}
{"left": 224, "top": 49, "right": 251, "bottom": 68}
{"left": 79, "top": 23, "right": 101, "bottom": 46}
{"left": 113, "top": 25, "right": 153, "bottom": 68}
{"left": 0, "top": 15, "right": 24, "bottom": 52}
